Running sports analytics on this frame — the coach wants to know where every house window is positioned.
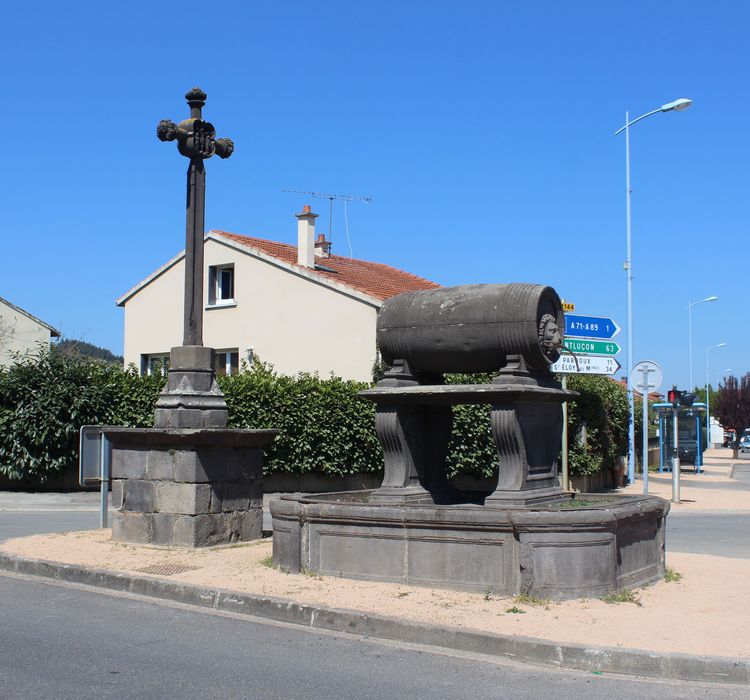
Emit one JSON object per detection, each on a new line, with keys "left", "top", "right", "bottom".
{"left": 208, "top": 265, "right": 235, "bottom": 306}
{"left": 215, "top": 349, "right": 239, "bottom": 376}
{"left": 141, "top": 353, "right": 170, "bottom": 376}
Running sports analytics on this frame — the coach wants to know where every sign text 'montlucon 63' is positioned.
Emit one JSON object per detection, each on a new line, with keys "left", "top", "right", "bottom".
{"left": 563, "top": 339, "right": 620, "bottom": 356}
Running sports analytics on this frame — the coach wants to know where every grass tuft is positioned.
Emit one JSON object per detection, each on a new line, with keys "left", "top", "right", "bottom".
{"left": 505, "top": 605, "right": 526, "bottom": 614}
{"left": 514, "top": 594, "right": 551, "bottom": 606}
{"left": 600, "top": 589, "right": 642, "bottom": 606}
{"left": 259, "top": 555, "right": 274, "bottom": 568}
{"left": 664, "top": 567, "right": 683, "bottom": 583}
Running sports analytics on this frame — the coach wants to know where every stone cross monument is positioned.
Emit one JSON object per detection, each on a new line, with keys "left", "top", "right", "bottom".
{"left": 105, "top": 88, "right": 277, "bottom": 548}
{"left": 153, "top": 87, "right": 235, "bottom": 429}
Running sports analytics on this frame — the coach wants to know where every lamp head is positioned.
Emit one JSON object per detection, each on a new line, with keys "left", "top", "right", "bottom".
{"left": 661, "top": 98, "right": 693, "bottom": 112}
{"left": 705, "top": 295, "right": 719, "bottom": 302}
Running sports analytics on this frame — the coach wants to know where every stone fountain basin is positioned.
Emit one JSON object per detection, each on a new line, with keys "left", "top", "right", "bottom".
{"left": 270, "top": 492, "right": 669, "bottom": 600}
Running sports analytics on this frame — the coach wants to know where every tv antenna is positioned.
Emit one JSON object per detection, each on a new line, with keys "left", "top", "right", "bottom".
{"left": 283, "top": 189, "right": 372, "bottom": 258}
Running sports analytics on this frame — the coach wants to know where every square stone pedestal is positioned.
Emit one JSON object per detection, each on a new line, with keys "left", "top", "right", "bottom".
{"left": 105, "top": 428, "right": 277, "bottom": 547}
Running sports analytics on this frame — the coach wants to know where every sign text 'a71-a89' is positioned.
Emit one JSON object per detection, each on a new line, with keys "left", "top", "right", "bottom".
{"left": 564, "top": 314, "right": 621, "bottom": 340}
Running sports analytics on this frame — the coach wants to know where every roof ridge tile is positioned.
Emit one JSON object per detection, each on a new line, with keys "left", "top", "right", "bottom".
{"left": 211, "top": 230, "right": 439, "bottom": 301}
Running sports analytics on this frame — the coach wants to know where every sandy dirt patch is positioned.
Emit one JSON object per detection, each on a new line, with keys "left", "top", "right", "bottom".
{"left": 3, "top": 529, "right": 747, "bottom": 659}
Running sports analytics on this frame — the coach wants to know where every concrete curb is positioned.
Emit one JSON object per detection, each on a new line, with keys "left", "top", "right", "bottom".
{"left": 1, "top": 552, "right": 747, "bottom": 685}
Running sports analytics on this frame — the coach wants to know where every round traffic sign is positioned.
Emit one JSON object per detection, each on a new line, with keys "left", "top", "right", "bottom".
{"left": 630, "top": 360, "right": 663, "bottom": 393}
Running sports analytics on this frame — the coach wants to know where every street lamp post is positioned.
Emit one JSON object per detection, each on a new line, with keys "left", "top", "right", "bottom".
{"left": 615, "top": 98, "right": 692, "bottom": 485}
{"left": 687, "top": 296, "right": 719, "bottom": 390}
{"left": 717, "top": 368, "right": 733, "bottom": 384}
{"left": 705, "top": 342, "right": 726, "bottom": 451}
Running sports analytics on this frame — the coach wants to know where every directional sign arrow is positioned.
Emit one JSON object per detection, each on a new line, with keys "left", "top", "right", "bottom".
{"left": 564, "top": 314, "right": 621, "bottom": 340}
{"left": 563, "top": 339, "right": 620, "bottom": 356}
{"left": 552, "top": 355, "right": 621, "bottom": 376}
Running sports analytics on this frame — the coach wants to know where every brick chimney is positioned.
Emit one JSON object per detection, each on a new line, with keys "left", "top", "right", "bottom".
{"left": 295, "top": 205, "right": 318, "bottom": 268}
{"left": 314, "top": 232, "right": 332, "bottom": 258}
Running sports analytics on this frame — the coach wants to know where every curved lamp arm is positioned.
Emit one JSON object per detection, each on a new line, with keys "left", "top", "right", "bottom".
{"left": 614, "top": 108, "right": 662, "bottom": 135}
{"left": 614, "top": 98, "right": 692, "bottom": 135}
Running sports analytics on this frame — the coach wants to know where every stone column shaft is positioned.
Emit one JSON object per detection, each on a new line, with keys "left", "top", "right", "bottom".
{"left": 184, "top": 158, "right": 205, "bottom": 346}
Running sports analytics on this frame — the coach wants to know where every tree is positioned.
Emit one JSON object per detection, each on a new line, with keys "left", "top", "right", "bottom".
{"left": 55, "top": 338, "right": 123, "bottom": 365}
{"left": 712, "top": 374, "right": 750, "bottom": 458}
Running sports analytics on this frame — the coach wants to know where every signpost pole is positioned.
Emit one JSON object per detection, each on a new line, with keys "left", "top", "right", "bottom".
{"left": 642, "top": 379, "right": 649, "bottom": 494}
{"left": 695, "top": 414, "right": 702, "bottom": 473}
{"left": 561, "top": 375, "right": 569, "bottom": 491}
{"left": 672, "top": 407, "right": 681, "bottom": 503}
{"left": 658, "top": 414, "right": 664, "bottom": 473}
{"left": 630, "top": 361, "right": 662, "bottom": 495}
{"left": 100, "top": 432, "right": 109, "bottom": 529}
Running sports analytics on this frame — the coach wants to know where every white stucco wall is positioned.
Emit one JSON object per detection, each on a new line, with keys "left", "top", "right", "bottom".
{"left": 0, "top": 300, "right": 57, "bottom": 367}
{"left": 120, "top": 238, "right": 380, "bottom": 382}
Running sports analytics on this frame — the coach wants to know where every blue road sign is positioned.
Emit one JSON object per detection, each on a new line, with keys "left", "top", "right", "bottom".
{"left": 564, "top": 314, "right": 621, "bottom": 340}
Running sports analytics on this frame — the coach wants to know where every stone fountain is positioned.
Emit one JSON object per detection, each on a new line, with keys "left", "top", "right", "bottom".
{"left": 271, "top": 283, "right": 668, "bottom": 599}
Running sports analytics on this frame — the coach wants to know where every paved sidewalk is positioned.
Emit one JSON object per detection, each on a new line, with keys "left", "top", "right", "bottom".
{"left": 0, "top": 491, "right": 102, "bottom": 511}
{"left": 621, "top": 447, "right": 750, "bottom": 511}
{"left": 1, "top": 448, "right": 748, "bottom": 684}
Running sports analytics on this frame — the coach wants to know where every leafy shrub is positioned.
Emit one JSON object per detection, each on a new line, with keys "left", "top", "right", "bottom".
{"left": 445, "top": 373, "right": 496, "bottom": 478}
{"left": 0, "top": 353, "right": 163, "bottom": 481}
{"left": 565, "top": 374, "right": 628, "bottom": 476}
{"left": 219, "top": 363, "right": 382, "bottom": 476}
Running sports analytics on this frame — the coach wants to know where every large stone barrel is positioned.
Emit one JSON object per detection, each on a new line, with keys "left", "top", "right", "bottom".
{"left": 377, "top": 283, "right": 563, "bottom": 374}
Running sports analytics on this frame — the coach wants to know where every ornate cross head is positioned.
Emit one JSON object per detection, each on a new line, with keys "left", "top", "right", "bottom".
{"left": 156, "top": 87, "right": 234, "bottom": 160}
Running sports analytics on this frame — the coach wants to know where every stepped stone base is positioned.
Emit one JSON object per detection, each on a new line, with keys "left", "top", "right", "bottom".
{"left": 106, "top": 428, "right": 276, "bottom": 547}
{"left": 153, "top": 346, "right": 229, "bottom": 430}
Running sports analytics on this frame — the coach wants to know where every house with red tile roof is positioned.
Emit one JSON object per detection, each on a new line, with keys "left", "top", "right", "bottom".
{"left": 116, "top": 206, "right": 439, "bottom": 381}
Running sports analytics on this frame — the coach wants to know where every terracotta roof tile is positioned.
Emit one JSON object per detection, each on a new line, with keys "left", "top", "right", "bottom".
{"left": 213, "top": 231, "right": 440, "bottom": 301}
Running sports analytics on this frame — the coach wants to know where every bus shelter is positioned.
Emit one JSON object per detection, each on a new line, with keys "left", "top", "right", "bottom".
{"left": 653, "top": 402, "right": 706, "bottom": 473}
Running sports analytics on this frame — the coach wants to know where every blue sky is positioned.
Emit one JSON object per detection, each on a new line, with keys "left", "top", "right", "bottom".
{"left": 3, "top": 1, "right": 747, "bottom": 390}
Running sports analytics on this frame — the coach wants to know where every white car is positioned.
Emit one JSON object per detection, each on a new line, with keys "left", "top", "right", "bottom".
{"left": 741, "top": 437, "right": 750, "bottom": 453}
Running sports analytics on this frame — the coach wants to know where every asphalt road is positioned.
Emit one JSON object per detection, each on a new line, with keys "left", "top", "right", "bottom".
{"left": 667, "top": 512, "right": 750, "bottom": 559}
{"left": 0, "top": 511, "right": 100, "bottom": 541}
{"left": 0, "top": 573, "right": 744, "bottom": 699}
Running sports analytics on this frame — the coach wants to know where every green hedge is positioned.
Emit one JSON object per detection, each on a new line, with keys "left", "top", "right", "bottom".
{"left": 445, "top": 373, "right": 631, "bottom": 478}
{"left": 219, "top": 365, "right": 381, "bottom": 476}
{"left": 565, "top": 374, "right": 629, "bottom": 476}
{"left": 0, "top": 352, "right": 162, "bottom": 481}
{"left": 0, "top": 352, "right": 630, "bottom": 482}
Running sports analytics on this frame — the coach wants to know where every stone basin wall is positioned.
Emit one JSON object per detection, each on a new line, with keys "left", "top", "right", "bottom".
{"left": 271, "top": 493, "right": 669, "bottom": 600}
